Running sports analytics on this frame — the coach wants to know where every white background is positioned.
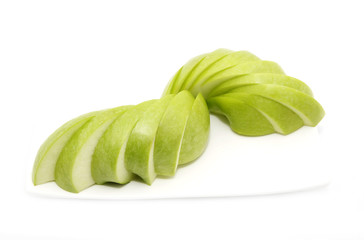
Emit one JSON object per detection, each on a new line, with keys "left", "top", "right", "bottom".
{"left": 1, "top": 0, "right": 363, "bottom": 239}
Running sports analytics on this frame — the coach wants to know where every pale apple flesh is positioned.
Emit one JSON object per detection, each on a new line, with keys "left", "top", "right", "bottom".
{"left": 154, "top": 91, "right": 195, "bottom": 176}
{"left": 124, "top": 95, "right": 175, "bottom": 185}
{"left": 32, "top": 111, "right": 98, "bottom": 185}
{"left": 179, "top": 93, "right": 210, "bottom": 165}
{"left": 55, "top": 106, "right": 130, "bottom": 193}
{"left": 91, "top": 101, "right": 155, "bottom": 185}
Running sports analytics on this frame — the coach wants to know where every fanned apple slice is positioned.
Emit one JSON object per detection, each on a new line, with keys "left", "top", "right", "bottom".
{"left": 187, "top": 51, "right": 260, "bottom": 92}
{"left": 154, "top": 91, "right": 195, "bottom": 176}
{"left": 179, "top": 93, "right": 210, "bottom": 165}
{"left": 91, "top": 100, "right": 156, "bottom": 185}
{"left": 219, "top": 92, "right": 304, "bottom": 135}
{"left": 167, "top": 53, "right": 208, "bottom": 94}
{"left": 208, "top": 73, "right": 313, "bottom": 98}
{"left": 32, "top": 111, "right": 98, "bottom": 185}
{"left": 229, "top": 84, "right": 325, "bottom": 126}
{"left": 193, "top": 60, "right": 285, "bottom": 97}
{"left": 207, "top": 96, "right": 275, "bottom": 136}
{"left": 125, "top": 95, "right": 174, "bottom": 185}
{"left": 178, "top": 48, "right": 234, "bottom": 91}
{"left": 54, "top": 106, "right": 131, "bottom": 193}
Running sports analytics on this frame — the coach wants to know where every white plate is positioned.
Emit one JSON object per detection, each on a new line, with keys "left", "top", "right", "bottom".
{"left": 26, "top": 115, "right": 330, "bottom": 200}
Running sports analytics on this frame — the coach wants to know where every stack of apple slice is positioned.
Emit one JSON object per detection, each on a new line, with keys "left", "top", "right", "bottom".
{"left": 32, "top": 91, "right": 210, "bottom": 193}
{"left": 162, "top": 49, "right": 325, "bottom": 136}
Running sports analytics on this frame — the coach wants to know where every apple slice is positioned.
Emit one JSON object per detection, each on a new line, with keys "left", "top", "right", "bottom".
{"left": 91, "top": 100, "right": 156, "bottom": 185}
{"left": 178, "top": 48, "right": 234, "bottom": 91}
{"left": 54, "top": 106, "right": 131, "bottom": 193}
{"left": 214, "top": 92, "right": 304, "bottom": 135}
{"left": 187, "top": 51, "right": 260, "bottom": 92}
{"left": 179, "top": 93, "right": 210, "bottom": 165}
{"left": 165, "top": 53, "right": 208, "bottom": 95}
{"left": 208, "top": 73, "right": 313, "bottom": 98}
{"left": 154, "top": 91, "right": 195, "bottom": 176}
{"left": 192, "top": 60, "right": 285, "bottom": 97}
{"left": 125, "top": 95, "right": 174, "bottom": 185}
{"left": 207, "top": 96, "right": 275, "bottom": 136}
{"left": 32, "top": 111, "right": 98, "bottom": 185}
{"left": 229, "top": 84, "right": 325, "bottom": 126}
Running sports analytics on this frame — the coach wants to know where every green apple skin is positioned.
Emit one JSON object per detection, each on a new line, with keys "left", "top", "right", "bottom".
{"left": 167, "top": 53, "right": 208, "bottom": 95}
{"left": 154, "top": 91, "right": 195, "bottom": 176}
{"left": 91, "top": 101, "right": 156, "bottom": 185}
{"left": 55, "top": 106, "right": 131, "bottom": 193}
{"left": 179, "top": 93, "right": 210, "bottom": 165}
{"left": 208, "top": 73, "right": 313, "bottom": 98}
{"left": 32, "top": 111, "right": 98, "bottom": 185}
{"left": 228, "top": 84, "right": 325, "bottom": 126}
{"left": 125, "top": 95, "right": 174, "bottom": 185}
{"left": 207, "top": 96, "right": 275, "bottom": 136}
{"left": 187, "top": 51, "right": 260, "bottom": 93}
{"left": 193, "top": 60, "right": 285, "bottom": 98}
{"left": 214, "top": 93, "right": 304, "bottom": 135}
{"left": 178, "top": 49, "right": 234, "bottom": 91}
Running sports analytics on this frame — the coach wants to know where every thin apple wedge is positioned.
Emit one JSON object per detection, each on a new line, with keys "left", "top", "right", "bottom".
{"left": 208, "top": 73, "right": 313, "bottom": 98}
{"left": 125, "top": 95, "right": 174, "bottom": 185}
{"left": 211, "top": 93, "right": 304, "bottom": 135}
{"left": 207, "top": 96, "right": 275, "bottom": 136}
{"left": 194, "top": 60, "right": 285, "bottom": 97}
{"left": 32, "top": 111, "right": 98, "bottom": 185}
{"left": 179, "top": 93, "right": 210, "bottom": 165}
{"left": 55, "top": 106, "right": 131, "bottom": 193}
{"left": 228, "top": 84, "right": 325, "bottom": 127}
{"left": 91, "top": 100, "right": 156, "bottom": 185}
{"left": 154, "top": 91, "right": 195, "bottom": 176}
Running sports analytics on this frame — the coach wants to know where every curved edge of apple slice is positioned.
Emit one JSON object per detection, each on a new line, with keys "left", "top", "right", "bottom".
{"left": 32, "top": 111, "right": 98, "bottom": 186}
{"left": 124, "top": 95, "right": 175, "bottom": 185}
{"left": 229, "top": 84, "right": 325, "bottom": 127}
{"left": 207, "top": 73, "right": 313, "bottom": 98}
{"left": 179, "top": 93, "right": 210, "bottom": 165}
{"left": 207, "top": 96, "right": 276, "bottom": 136}
{"left": 91, "top": 101, "right": 154, "bottom": 185}
{"left": 54, "top": 106, "right": 130, "bottom": 193}
{"left": 154, "top": 91, "right": 195, "bottom": 176}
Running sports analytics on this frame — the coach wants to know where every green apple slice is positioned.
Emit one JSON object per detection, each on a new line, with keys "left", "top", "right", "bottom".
{"left": 179, "top": 93, "right": 210, "bottom": 165}
{"left": 125, "top": 95, "right": 174, "bottom": 185}
{"left": 54, "top": 106, "right": 130, "bottom": 193}
{"left": 192, "top": 60, "right": 285, "bottom": 97}
{"left": 154, "top": 91, "right": 195, "bottom": 176}
{"left": 229, "top": 84, "right": 325, "bottom": 126}
{"left": 187, "top": 51, "right": 260, "bottom": 92}
{"left": 207, "top": 96, "right": 275, "bottom": 136}
{"left": 166, "top": 53, "right": 208, "bottom": 95}
{"left": 178, "top": 48, "right": 234, "bottom": 91}
{"left": 208, "top": 73, "right": 313, "bottom": 98}
{"left": 218, "top": 92, "right": 304, "bottom": 135}
{"left": 91, "top": 100, "right": 156, "bottom": 185}
{"left": 32, "top": 111, "right": 98, "bottom": 185}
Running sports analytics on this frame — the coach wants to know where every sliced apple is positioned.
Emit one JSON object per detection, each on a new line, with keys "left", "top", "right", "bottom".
{"left": 54, "top": 106, "right": 131, "bottom": 193}
{"left": 208, "top": 73, "right": 313, "bottom": 98}
{"left": 91, "top": 100, "right": 156, "bottom": 185}
{"left": 193, "top": 60, "right": 285, "bottom": 97}
{"left": 166, "top": 53, "right": 208, "bottom": 95}
{"left": 32, "top": 111, "right": 98, "bottom": 185}
{"left": 178, "top": 48, "right": 234, "bottom": 91}
{"left": 187, "top": 51, "right": 260, "bottom": 92}
{"left": 179, "top": 93, "right": 210, "bottom": 165}
{"left": 125, "top": 95, "right": 174, "bottom": 185}
{"left": 208, "top": 96, "right": 275, "bottom": 136}
{"left": 228, "top": 84, "right": 325, "bottom": 126}
{"left": 154, "top": 91, "right": 195, "bottom": 176}
{"left": 217, "top": 92, "right": 304, "bottom": 135}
